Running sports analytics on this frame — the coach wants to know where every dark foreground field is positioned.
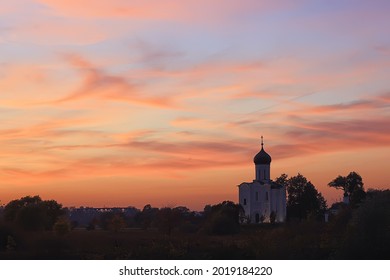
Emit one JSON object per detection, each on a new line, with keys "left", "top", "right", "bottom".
{"left": 0, "top": 219, "right": 388, "bottom": 260}
{"left": 1, "top": 190, "right": 389, "bottom": 260}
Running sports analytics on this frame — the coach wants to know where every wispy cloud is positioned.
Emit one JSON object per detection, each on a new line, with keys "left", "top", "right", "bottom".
{"left": 36, "top": 0, "right": 297, "bottom": 22}
{"left": 49, "top": 54, "right": 177, "bottom": 108}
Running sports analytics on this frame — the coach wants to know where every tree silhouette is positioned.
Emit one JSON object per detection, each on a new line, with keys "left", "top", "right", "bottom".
{"left": 109, "top": 214, "right": 126, "bottom": 232}
{"left": 3, "top": 196, "right": 64, "bottom": 230}
{"left": 202, "top": 201, "right": 241, "bottom": 235}
{"left": 328, "top": 171, "right": 366, "bottom": 207}
{"left": 98, "top": 211, "right": 127, "bottom": 231}
{"left": 275, "top": 173, "right": 288, "bottom": 186}
{"left": 334, "top": 190, "right": 390, "bottom": 258}
{"left": 135, "top": 204, "right": 159, "bottom": 229}
{"left": 276, "top": 173, "right": 327, "bottom": 221}
{"left": 53, "top": 216, "right": 71, "bottom": 236}
{"left": 156, "top": 207, "right": 181, "bottom": 235}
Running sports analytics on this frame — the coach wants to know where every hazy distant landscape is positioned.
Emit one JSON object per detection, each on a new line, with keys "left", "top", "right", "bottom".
{"left": 1, "top": 186, "right": 389, "bottom": 260}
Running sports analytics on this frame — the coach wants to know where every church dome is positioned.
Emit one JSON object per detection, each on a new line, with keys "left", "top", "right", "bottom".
{"left": 253, "top": 137, "right": 271, "bottom": 165}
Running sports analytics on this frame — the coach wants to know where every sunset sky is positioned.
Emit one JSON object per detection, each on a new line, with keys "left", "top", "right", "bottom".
{"left": 1, "top": 0, "right": 389, "bottom": 210}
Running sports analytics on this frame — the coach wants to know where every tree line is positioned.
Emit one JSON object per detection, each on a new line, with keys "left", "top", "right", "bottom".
{"left": 0, "top": 171, "right": 372, "bottom": 234}
{"left": 0, "top": 171, "right": 388, "bottom": 259}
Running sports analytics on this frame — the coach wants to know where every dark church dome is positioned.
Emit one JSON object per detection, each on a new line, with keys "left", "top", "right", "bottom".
{"left": 253, "top": 137, "right": 271, "bottom": 165}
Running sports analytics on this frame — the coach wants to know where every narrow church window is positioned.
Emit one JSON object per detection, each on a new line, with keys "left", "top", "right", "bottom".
{"left": 255, "top": 192, "right": 258, "bottom": 201}
{"left": 264, "top": 170, "right": 266, "bottom": 179}
{"left": 266, "top": 192, "right": 269, "bottom": 201}
{"left": 243, "top": 198, "right": 247, "bottom": 205}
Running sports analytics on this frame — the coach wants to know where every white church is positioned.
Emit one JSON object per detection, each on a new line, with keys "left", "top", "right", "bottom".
{"left": 238, "top": 137, "right": 286, "bottom": 223}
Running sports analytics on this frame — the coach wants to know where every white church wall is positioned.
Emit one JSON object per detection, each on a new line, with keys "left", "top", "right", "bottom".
{"left": 250, "top": 183, "right": 261, "bottom": 223}
{"left": 270, "top": 188, "right": 278, "bottom": 218}
{"left": 239, "top": 182, "right": 277, "bottom": 223}
{"left": 238, "top": 140, "right": 286, "bottom": 223}
{"left": 238, "top": 184, "right": 251, "bottom": 222}
{"left": 240, "top": 182, "right": 286, "bottom": 223}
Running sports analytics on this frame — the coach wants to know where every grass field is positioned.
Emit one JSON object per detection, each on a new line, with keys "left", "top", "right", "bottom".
{"left": 0, "top": 222, "right": 348, "bottom": 260}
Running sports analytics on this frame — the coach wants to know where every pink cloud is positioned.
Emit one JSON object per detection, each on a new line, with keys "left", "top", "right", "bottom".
{"left": 294, "top": 98, "right": 388, "bottom": 116}
{"left": 377, "top": 92, "right": 390, "bottom": 103}
{"left": 9, "top": 18, "right": 106, "bottom": 45}
{"left": 374, "top": 45, "right": 390, "bottom": 55}
{"left": 49, "top": 54, "right": 177, "bottom": 108}
{"left": 36, "top": 0, "right": 296, "bottom": 22}
{"left": 274, "top": 116, "right": 390, "bottom": 158}
{"left": 228, "top": 90, "right": 280, "bottom": 100}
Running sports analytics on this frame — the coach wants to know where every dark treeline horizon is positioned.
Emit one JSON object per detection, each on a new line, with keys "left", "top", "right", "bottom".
{"left": 0, "top": 189, "right": 389, "bottom": 259}
{"left": 1, "top": 171, "right": 389, "bottom": 260}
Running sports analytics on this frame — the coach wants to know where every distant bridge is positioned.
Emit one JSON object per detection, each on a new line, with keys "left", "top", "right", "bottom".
{"left": 68, "top": 207, "right": 138, "bottom": 213}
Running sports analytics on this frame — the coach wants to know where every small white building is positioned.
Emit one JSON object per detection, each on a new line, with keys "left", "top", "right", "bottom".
{"left": 238, "top": 137, "right": 286, "bottom": 223}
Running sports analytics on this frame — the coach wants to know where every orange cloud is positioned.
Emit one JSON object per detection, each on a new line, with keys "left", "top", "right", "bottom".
{"left": 0, "top": 63, "right": 72, "bottom": 107}
{"left": 377, "top": 92, "right": 390, "bottom": 103}
{"left": 36, "top": 0, "right": 293, "bottom": 22}
{"left": 9, "top": 18, "right": 106, "bottom": 46}
{"left": 289, "top": 97, "right": 389, "bottom": 116}
{"left": 50, "top": 54, "right": 177, "bottom": 108}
